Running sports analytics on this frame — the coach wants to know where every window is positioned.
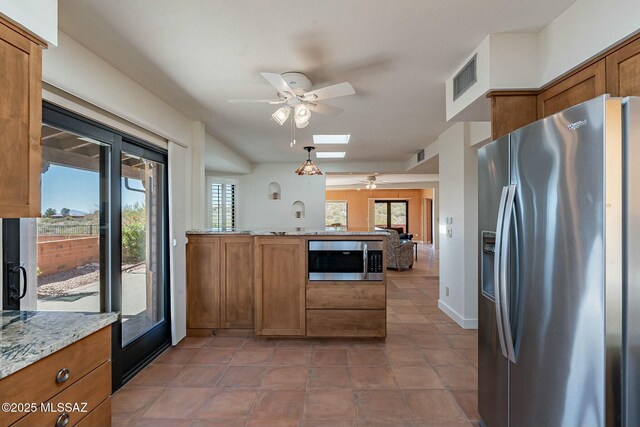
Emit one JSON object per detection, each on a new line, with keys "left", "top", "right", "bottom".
{"left": 375, "top": 200, "right": 409, "bottom": 232}
{"left": 209, "top": 179, "right": 236, "bottom": 230}
{"left": 325, "top": 201, "right": 348, "bottom": 230}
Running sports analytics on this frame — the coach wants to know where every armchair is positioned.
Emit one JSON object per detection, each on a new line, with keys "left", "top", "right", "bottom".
{"left": 385, "top": 229, "right": 414, "bottom": 270}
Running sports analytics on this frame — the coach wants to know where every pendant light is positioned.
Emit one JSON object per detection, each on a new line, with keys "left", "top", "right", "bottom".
{"left": 295, "top": 146, "right": 322, "bottom": 176}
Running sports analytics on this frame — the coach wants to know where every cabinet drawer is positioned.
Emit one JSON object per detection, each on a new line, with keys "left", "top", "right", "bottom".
{"left": 0, "top": 327, "right": 110, "bottom": 426}
{"left": 306, "top": 310, "right": 386, "bottom": 337}
{"left": 306, "top": 283, "right": 385, "bottom": 309}
{"left": 13, "top": 361, "right": 111, "bottom": 427}
{"left": 75, "top": 397, "right": 111, "bottom": 427}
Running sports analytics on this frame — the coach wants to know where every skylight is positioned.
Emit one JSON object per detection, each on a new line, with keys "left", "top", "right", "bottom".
{"left": 313, "top": 135, "right": 350, "bottom": 144}
{"left": 316, "top": 152, "right": 346, "bottom": 158}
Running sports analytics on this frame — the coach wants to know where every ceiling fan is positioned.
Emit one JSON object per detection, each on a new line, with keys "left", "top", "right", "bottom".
{"left": 228, "top": 72, "right": 355, "bottom": 128}
{"left": 360, "top": 175, "right": 387, "bottom": 190}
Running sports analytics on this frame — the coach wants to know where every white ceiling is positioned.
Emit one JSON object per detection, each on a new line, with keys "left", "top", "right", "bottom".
{"left": 58, "top": 0, "right": 576, "bottom": 164}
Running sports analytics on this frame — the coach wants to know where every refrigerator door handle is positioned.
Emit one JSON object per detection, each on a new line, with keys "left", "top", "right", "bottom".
{"left": 500, "top": 184, "right": 518, "bottom": 363}
{"left": 494, "top": 186, "right": 509, "bottom": 359}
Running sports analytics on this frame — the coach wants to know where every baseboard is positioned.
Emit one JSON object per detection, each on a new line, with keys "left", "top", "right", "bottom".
{"left": 438, "top": 299, "right": 478, "bottom": 329}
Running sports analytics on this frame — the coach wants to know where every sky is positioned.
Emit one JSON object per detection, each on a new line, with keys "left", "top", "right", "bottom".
{"left": 41, "top": 165, "right": 146, "bottom": 214}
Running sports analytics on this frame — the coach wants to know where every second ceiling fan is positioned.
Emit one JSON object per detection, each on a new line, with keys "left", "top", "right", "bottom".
{"left": 228, "top": 72, "right": 356, "bottom": 128}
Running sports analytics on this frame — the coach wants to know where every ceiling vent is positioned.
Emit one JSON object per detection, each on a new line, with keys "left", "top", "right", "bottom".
{"left": 453, "top": 55, "right": 477, "bottom": 101}
{"left": 417, "top": 149, "right": 425, "bottom": 163}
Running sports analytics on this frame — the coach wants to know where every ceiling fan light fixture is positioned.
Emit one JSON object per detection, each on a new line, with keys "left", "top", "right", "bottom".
{"left": 295, "top": 104, "right": 310, "bottom": 118}
{"left": 272, "top": 106, "right": 291, "bottom": 125}
{"left": 295, "top": 146, "right": 322, "bottom": 176}
{"left": 294, "top": 118, "right": 309, "bottom": 129}
{"left": 293, "top": 104, "right": 311, "bottom": 128}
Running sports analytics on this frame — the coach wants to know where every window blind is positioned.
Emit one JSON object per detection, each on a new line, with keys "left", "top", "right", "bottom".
{"left": 211, "top": 182, "right": 235, "bottom": 230}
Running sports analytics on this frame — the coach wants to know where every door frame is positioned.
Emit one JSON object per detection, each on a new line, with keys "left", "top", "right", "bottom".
{"left": 0, "top": 102, "right": 172, "bottom": 390}
{"left": 372, "top": 199, "right": 409, "bottom": 232}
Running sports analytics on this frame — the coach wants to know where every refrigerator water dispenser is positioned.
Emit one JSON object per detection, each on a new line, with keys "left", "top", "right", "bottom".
{"left": 481, "top": 231, "right": 496, "bottom": 301}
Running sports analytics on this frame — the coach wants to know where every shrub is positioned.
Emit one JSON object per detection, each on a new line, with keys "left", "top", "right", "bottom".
{"left": 122, "top": 204, "right": 146, "bottom": 263}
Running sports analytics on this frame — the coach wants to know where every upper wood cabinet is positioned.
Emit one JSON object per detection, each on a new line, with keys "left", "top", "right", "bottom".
{"left": 606, "top": 36, "right": 640, "bottom": 97}
{"left": 0, "top": 18, "right": 44, "bottom": 217}
{"left": 254, "top": 237, "right": 306, "bottom": 336}
{"left": 220, "top": 236, "right": 254, "bottom": 328}
{"left": 537, "top": 59, "right": 606, "bottom": 119}
{"left": 488, "top": 91, "right": 537, "bottom": 140}
{"left": 186, "top": 236, "right": 221, "bottom": 329}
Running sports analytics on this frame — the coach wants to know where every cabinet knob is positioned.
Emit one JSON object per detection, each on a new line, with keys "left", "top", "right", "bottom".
{"left": 55, "top": 368, "right": 70, "bottom": 384}
{"left": 56, "top": 413, "right": 70, "bottom": 427}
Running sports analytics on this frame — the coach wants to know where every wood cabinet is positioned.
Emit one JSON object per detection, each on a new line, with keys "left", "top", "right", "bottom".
{"left": 254, "top": 237, "right": 306, "bottom": 336}
{"left": 488, "top": 91, "right": 538, "bottom": 140}
{"left": 306, "top": 282, "right": 386, "bottom": 310}
{"left": 220, "top": 236, "right": 254, "bottom": 328}
{"left": 606, "top": 36, "right": 640, "bottom": 97}
{"left": 306, "top": 281, "right": 386, "bottom": 338}
{"left": 0, "top": 327, "right": 111, "bottom": 426}
{"left": 0, "top": 18, "right": 45, "bottom": 218}
{"left": 186, "top": 235, "right": 255, "bottom": 331}
{"left": 537, "top": 59, "right": 607, "bottom": 119}
{"left": 307, "top": 309, "right": 386, "bottom": 338}
{"left": 187, "top": 235, "right": 221, "bottom": 329}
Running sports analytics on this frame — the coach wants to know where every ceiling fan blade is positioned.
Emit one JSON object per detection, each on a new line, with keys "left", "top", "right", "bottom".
{"left": 307, "top": 103, "right": 343, "bottom": 116}
{"left": 303, "top": 82, "right": 355, "bottom": 101}
{"left": 228, "top": 98, "right": 285, "bottom": 104}
{"left": 260, "top": 72, "right": 296, "bottom": 97}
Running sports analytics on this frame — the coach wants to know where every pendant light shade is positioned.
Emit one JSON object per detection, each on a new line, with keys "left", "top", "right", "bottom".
{"left": 295, "top": 146, "right": 322, "bottom": 176}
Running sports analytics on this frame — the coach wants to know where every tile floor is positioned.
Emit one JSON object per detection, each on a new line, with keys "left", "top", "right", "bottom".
{"left": 112, "top": 244, "right": 479, "bottom": 427}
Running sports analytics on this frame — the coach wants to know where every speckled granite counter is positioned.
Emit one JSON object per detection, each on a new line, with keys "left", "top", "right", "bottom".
{"left": 0, "top": 311, "right": 117, "bottom": 379}
{"left": 187, "top": 228, "right": 389, "bottom": 236}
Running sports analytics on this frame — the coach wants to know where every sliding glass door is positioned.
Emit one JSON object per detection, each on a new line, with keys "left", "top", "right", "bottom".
{"left": 375, "top": 200, "right": 409, "bottom": 232}
{"left": 2, "top": 103, "right": 170, "bottom": 389}
{"left": 117, "top": 144, "right": 169, "bottom": 381}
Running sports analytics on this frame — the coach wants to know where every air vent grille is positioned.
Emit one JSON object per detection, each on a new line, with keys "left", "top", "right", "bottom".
{"left": 453, "top": 55, "right": 477, "bottom": 101}
{"left": 417, "top": 149, "right": 425, "bottom": 162}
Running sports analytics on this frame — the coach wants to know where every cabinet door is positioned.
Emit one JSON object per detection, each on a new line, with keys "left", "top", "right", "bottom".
{"left": 0, "top": 20, "right": 42, "bottom": 217}
{"left": 255, "top": 237, "right": 306, "bottom": 336}
{"left": 186, "top": 236, "right": 220, "bottom": 328}
{"left": 606, "top": 36, "right": 640, "bottom": 97}
{"left": 489, "top": 91, "right": 537, "bottom": 140}
{"left": 220, "top": 236, "right": 254, "bottom": 328}
{"left": 537, "top": 59, "right": 606, "bottom": 118}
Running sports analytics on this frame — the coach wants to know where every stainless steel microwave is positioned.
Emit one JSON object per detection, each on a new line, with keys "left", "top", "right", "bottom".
{"left": 308, "top": 240, "right": 384, "bottom": 281}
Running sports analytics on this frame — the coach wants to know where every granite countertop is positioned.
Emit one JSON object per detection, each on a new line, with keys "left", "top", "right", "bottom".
{"left": 187, "top": 228, "right": 390, "bottom": 236}
{"left": 0, "top": 311, "right": 118, "bottom": 379}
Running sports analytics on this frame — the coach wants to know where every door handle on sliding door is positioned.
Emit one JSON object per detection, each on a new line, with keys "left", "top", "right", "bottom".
{"left": 500, "top": 184, "right": 517, "bottom": 363}
{"left": 494, "top": 186, "right": 509, "bottom": 358}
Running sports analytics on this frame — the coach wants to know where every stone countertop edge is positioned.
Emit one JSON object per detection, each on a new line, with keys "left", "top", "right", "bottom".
{"left": 186, "top": 229, "right": 390, "bottom": 236}
{"left": 0, "top": 311, "right": 118, "bottom": 380}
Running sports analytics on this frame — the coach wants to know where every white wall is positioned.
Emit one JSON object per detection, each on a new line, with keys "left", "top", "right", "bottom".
{"left": 437, "top": 123, "right": 478, "bottom": 328}
{"left": 233, "top": 163, "right": 326, "bottom": 229}
{"left": 0, "top": 0, "right": 58, "bottom": 45}
{"left": 539, "top": 0, "right": 640, "bottom": 84}
{"left": 205, "top": 133, "right": 252, "bottom": 174}
{"left": 44, "top": 32, "right": 193, "bottom": 146}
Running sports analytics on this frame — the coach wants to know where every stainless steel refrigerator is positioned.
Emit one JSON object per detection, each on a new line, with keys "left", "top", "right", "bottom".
{"left": 478, "top": 95, "right": 639, "bottom": 427}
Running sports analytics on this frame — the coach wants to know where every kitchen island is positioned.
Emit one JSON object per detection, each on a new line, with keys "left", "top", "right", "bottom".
{"left": 186, "top": 229, "right": 388, "bottom": 338}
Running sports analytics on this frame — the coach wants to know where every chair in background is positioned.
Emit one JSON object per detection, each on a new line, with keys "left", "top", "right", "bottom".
{"left": 385, "top": 229, "right": 414, "bottom": 270}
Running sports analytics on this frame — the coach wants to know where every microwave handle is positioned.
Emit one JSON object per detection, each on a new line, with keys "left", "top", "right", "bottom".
{"left": 363, "top": 243, "right": 368, "bottom": 280}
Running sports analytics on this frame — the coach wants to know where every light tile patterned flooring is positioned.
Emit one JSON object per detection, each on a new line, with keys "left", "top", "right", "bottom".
{"left": 112, "top": 244, "right": 479, "bottom": 427}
